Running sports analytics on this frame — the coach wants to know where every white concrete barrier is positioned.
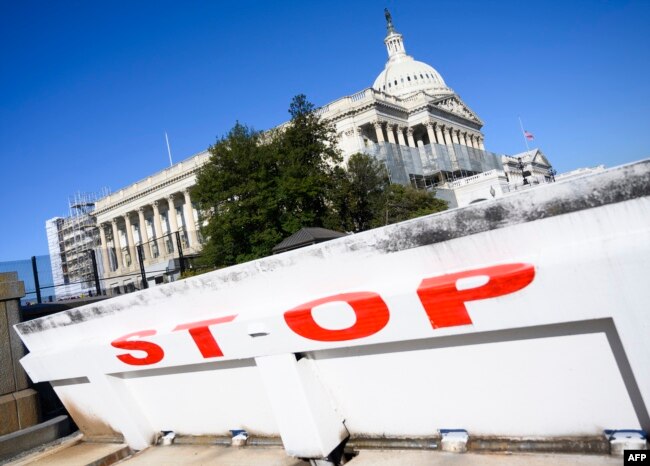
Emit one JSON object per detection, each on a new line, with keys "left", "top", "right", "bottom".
{"left": 15, "top": 160, "right": 650, "bottom": 458}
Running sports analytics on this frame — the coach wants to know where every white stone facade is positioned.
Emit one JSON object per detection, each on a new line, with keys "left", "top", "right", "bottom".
{"left": 93, "top": 152, "right": 209, "bottom": 292}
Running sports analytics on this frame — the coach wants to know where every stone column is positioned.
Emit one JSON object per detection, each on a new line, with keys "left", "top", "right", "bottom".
{"left": 137, "top": 207, "right": 149, "bottom": 261}
{"left": 183, "top": 189, "right": 198, "bottom": 249}
{"left": 478, "top": 136, "right": 486, "bottom": 150}
{"left": 386, "top": 124, "right": 396, "bottom": 144}
{"left": 124, "top": 213, "right": 136, "bottom": 270}
{"left": 373, "top": 122, "right": 385, "bottom": 143}
{"left": 443, "top": 126, "right": 459, "bottom": 170}
{"left": 152, "top": 200, "right": 164, "bottom": 259}
{"left": 98, "top": 224, "right": 111, "bottom": 274}
{"left": 442, "top": 126, "right": 453, "bottom": 146}
{"left": 407, "top": 128, "right": 416, "bottom": 147}
{"left": 426, "top": 122, "right": 437, "bottom": 145}
{"left": 356, "top": 126, "right": 365, "bottom": 149}
{"left": 111, "top": 219, "right": 122, "bottom": 271}
{"left": 166, "top": 195, "right": 178, "bottom": 255}
{"left": 416, "top": 138, "right": 425, "bottom": 159}
{"left": 167, "top": 195, "right": 179, "bottom": 234}
{"left": 435, "top": 124, "right": 445, "bottom": 147}
{"left": 396, "top": 126, "right": 407, "bottom": 146}
{"left": 451, "top": 128, "right": 460, "bottom": 145}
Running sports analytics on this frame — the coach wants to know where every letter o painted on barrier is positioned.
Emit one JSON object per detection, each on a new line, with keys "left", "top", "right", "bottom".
{"left": 284, "top": 292, "right": 390, "bottom": 342}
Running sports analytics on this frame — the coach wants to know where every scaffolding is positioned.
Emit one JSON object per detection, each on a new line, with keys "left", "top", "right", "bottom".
{"left": 46, "top": 190, "right": 109, "bottom": 299}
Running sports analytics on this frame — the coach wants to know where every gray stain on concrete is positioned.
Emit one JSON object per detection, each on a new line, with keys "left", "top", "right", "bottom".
{"left": 373, "top": 161, "right": 650, "bottom": 253}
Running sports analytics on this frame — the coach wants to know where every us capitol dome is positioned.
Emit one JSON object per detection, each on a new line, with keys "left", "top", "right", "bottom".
{"left": 372, "top": 10, "right": 452, "bottom": 98}
{"left": 313, "top": 9, "right": 552, "bottom": 203}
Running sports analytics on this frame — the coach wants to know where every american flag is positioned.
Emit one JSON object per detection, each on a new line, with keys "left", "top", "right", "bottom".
{"left": 524, "top": 130, "right": 535, "bottom": 141}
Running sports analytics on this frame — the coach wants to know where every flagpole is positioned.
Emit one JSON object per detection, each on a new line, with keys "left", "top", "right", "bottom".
{"left": 518, "top": 116, "right": 530, "bottom": 152}
{"left": 165, "top": 132, "right": 173, "bottom": 167}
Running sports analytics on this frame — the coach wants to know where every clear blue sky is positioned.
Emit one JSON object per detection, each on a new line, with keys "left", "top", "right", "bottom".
{"left": 1, "top": 0, "right": 649, "bottom": 261}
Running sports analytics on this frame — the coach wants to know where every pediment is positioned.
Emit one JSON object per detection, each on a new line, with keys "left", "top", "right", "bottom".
{"left": 433, "top": 96, "right": 482, "bottom": 124}
{"left": 531, "top": 150, "right": 550, "bottom": 166}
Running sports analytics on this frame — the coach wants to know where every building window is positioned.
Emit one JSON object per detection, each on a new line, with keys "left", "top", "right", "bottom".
{"left": 407, "top": 76, "right": 411, "bottom": 81}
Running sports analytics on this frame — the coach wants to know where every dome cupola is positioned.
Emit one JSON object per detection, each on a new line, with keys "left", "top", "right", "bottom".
{"left": 373, "top": 9, "right": 453, "bottom": 98}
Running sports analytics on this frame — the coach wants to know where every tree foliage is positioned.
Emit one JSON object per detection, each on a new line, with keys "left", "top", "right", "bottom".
{"left": 329, "top": 152, "right": 389, "bottom": 232}
{"left": 192, "top": 95, "right": 342, "bottom": 267}
{"left": 192, "top": 95, "right": 447, "bottom": 268}
{"left": 276, "top": 94, "right": 341, "bottom": 232}
{"left": 330, "top": 152, "right": 447, "bottom": 231}
{"left": 191, "top": 122, "right": 283, "bottom": 266}
{"left": 380, "top": 183, "right": 448, "bottom": 226}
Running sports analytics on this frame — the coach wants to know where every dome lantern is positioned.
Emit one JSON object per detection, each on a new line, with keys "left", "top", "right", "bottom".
{"left": 383, "top": 8, "right": 407, "bottom": 62}
{"left": 373, "top": 10, "right": 453, "bottom": 98}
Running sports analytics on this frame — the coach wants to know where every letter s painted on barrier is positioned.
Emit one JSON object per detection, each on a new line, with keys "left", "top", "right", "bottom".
{"left": 416, "top": 263, "right": 535, "bottom": 329}
{"left": 111, "top": 330, "right": 165, "bottom": 366}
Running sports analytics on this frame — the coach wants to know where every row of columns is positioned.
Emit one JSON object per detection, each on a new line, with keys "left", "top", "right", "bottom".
{"left": 371, "top": 120, "right": 484, "bottom": 151}
{"left": 369, "top": 120, "right": 485, "bottom": 174}
{"left": 98, "top": 189, "right": 197, "bottom": 274}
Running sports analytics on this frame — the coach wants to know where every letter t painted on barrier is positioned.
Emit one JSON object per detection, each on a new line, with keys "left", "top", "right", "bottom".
{"left": 174, "top": 315, "right": 237, "bottom": 358}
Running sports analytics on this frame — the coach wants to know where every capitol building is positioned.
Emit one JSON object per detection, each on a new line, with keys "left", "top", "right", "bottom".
{"left": 47, "top": 11, "right": 557, "bottom": 296}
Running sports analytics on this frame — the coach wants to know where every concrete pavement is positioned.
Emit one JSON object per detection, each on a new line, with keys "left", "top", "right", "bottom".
{"left": 4, "top": 441, "right": 626, "bottom": 465}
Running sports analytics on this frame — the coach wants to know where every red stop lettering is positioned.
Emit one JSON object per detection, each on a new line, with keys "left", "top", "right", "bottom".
{"left": 111, "top": 330, "right": 164, "bottom": 366}
{"left": 284, "top": 292, "right": 390, "bottom": 342}
{"left": 417, "top": 263, "right": 535, "bottom": 329}
{"left": 173, "top": 315, "right": 237, "bottom": 358}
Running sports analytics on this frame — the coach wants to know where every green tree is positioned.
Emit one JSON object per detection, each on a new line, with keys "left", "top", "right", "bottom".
{"left": 330, "top": 152, "right": 447, "bottom": 232}
{"left": 276, "top": 94, "right": 342, "bottom": 232}
{"left": 191, "top": 122, "right": 283, "bottom": 266}
{"left": 191, "top": 95, "right": 343, "bottom": 267}
{"left": 330, "top": 152, "right": 389, "bottom": 232}
{"left": 377, "top": 184, "right": 448, "bottom": 227}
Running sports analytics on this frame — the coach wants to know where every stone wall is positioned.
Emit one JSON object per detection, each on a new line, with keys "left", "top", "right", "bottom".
{"left": 0, "top": 272, "right": 39, "bottom": 436}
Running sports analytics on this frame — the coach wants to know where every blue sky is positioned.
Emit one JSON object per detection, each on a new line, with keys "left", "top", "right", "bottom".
{"left": 1, "top": 0, "right": 649, "bottom": 261}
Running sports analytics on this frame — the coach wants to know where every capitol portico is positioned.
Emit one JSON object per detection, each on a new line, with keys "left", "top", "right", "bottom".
{"left": 302, "top": 9, "right": 518, "bottom": 193}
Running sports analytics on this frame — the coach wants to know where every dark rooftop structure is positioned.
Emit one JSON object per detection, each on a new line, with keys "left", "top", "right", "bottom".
{"left": 272, "top": 227, "right": 348, "bottom": 254}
